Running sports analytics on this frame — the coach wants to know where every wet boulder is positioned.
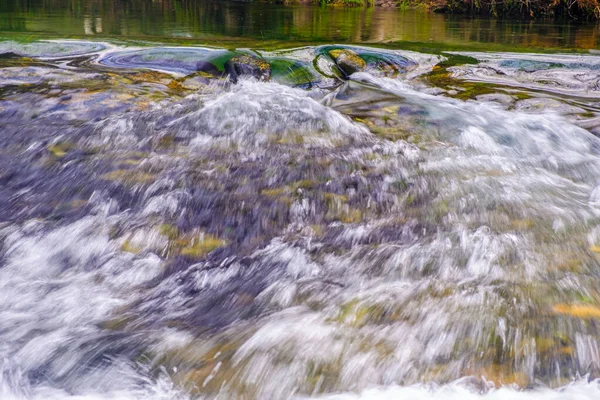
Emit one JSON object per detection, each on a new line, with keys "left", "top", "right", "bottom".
{"left": 185, "top": 52, "right": 271, "bottom": 84}
{"left": 224, "top": 53, "right": 271, "bottom": 83}
{"left": 328, "top": 48, "right": 366, "bottom": 78}
{"left": 321, "top": 46, "right": 417, "bottom": 79}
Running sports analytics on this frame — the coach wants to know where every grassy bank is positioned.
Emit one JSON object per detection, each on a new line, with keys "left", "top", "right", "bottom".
{"left": 437, "top": 0, "right": 600, "bottom": 19}
{"left": 272, "top": 0, "right": 600, "bottom": 19}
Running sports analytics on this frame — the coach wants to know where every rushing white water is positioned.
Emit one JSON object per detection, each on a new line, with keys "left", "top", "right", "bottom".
{"left": 3, "top": 40, "right": 600, "bottom": 399}
{"left": 448, "top": 52, "right": 600, "bottom": 99}
{"left": 313, "top": 379, "right": 600, "bottom": 400}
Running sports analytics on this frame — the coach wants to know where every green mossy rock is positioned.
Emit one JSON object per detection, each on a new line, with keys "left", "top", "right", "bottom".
{"left": 225, "top": 53, "right": 271, "bottom": 83}
{"left": 328, "top": 49, "right": 366, "bottom": 77}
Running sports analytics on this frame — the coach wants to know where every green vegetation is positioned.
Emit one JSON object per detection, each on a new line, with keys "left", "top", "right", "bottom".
{"left": 438, "top": 0, "right": 600, "bottom": 19}
{"left": 271, "top": 0, "right": 600, "bottom": 18}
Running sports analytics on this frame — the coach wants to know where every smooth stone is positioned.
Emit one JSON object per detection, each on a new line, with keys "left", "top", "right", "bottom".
{"left": 328, "top": 49, "right": 366, "bottom": 78}
{"left": 224, "top": 53, "right": 271, "bottom": 83}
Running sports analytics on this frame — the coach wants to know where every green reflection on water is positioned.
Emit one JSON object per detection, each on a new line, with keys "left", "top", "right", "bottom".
{"left": 1, "top": 0, "right": 599, "bottom": 51}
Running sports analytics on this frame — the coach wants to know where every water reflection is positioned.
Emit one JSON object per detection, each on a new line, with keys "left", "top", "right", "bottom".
{"left": 83, "top": 16, "right": 102, "bottom": 35}
{"left": 0, "top": 0, "right": 599, "bottom": 49}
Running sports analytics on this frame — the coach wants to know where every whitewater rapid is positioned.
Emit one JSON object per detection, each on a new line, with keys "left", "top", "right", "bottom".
{"left": 3, "top": 40, "right": 600, "bottom": 399}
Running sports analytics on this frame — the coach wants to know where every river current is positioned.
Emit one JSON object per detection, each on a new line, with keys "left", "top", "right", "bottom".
{"left": 3, "top": 38, "right": 600, "bottom": 399}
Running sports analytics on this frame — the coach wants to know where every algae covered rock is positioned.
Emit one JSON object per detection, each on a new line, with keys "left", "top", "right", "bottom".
{"left": 321, "top": 46, "right": 417, "bottom": 79}
{"left": 224, "top": 53, "right": 271, "bottom": 83}
{"left": 328, "top": 48, "right": 366, "bottom": 78}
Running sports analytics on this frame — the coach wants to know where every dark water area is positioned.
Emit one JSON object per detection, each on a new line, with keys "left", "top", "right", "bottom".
{"left": 1, "top": 0, "right": 600, "bottom": 50}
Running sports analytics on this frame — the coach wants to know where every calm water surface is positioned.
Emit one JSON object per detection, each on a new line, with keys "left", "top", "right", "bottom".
{"left": 2, "top": 0, "right": 600, "bottom": 50}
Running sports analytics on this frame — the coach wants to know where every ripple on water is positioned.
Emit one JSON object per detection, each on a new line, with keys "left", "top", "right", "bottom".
{"left": 0, "top": 67, "right": 100, "bottom": 87}
{"left": 0, "top": 40, "right": 106, "bottom": 58}
{"left": 448, "top": 52, "right": 600, "bottom": 98}
{"left": 98, "top": 47, "right": 234, "bottom": 75}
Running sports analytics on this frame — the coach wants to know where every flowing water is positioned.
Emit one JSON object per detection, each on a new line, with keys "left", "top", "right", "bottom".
{"left": 4, "top": 2, "right": 600, "bottom": 400}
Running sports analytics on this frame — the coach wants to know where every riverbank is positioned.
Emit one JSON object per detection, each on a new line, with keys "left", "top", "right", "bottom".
{"left": 272, "top": 0, "right": 600, "bottom": 19}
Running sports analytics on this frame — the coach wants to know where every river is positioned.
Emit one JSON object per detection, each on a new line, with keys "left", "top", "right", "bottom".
{"left": 2, "top": 1, "right": 600, "bottom": 400}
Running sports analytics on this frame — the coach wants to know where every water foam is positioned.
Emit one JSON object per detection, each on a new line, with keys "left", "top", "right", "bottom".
{"left": 309, "top": 379, "right": 600, "bottom": 400}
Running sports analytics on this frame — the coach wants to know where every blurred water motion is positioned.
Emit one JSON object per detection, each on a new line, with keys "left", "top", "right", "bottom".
{"left": 3, "top": 38, "right": 600, "bottom": 400}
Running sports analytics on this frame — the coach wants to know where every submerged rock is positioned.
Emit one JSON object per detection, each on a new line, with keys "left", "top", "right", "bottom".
{"left": 268, "top": 58, "right": 321, "bottom": 88}
{"left": 0, "top": 51, "right": 24, "bottom": 60}
{"left": 359, "top": 50, "right": 417, "bottom": 76}
{"left": 0, "top": 52, "right": 45, "bottom": 69}
{"left": 194, "top": 60, "right": 223, "bottom": 76}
